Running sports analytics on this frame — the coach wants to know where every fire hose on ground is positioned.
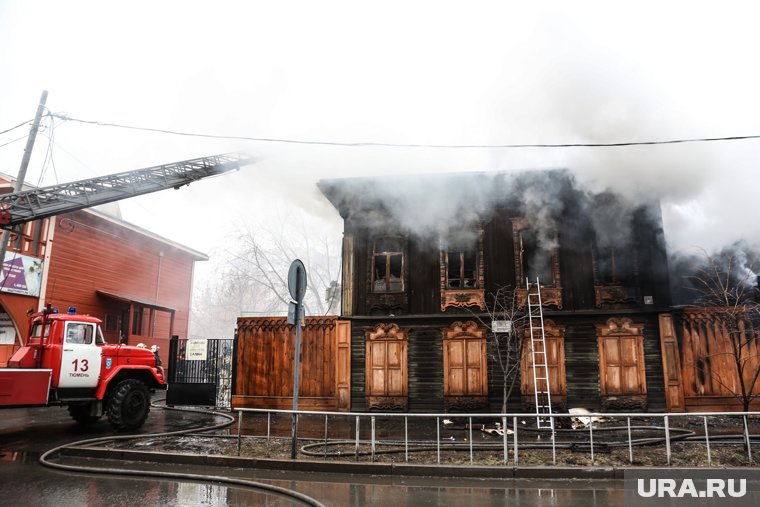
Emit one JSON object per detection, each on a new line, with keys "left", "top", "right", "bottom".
{"left": 39, "top": 399, "right": 325, "bottom": 507}
{"left": 299, "top": 424, "right": 760, "bottom": 458}
{"left": 38, "top": 403, "right": 759, "bottom": 492}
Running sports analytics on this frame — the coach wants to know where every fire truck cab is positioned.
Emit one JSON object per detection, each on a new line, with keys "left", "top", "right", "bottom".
{"left": 1, "top": 306, "right": 166, "bottom": 431}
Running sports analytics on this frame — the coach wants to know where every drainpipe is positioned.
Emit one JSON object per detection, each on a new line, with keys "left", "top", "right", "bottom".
{"left": 151, "top": 252, "right": 163, "bottom": 337}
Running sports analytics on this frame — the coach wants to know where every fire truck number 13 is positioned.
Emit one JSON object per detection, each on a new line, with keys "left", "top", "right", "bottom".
{"left": 71, "top": 359, "right": 89, "bottom": 372}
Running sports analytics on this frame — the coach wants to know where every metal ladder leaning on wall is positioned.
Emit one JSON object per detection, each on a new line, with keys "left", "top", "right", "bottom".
{"left": 526, "top": 277, "right": 554, "bottom": 432}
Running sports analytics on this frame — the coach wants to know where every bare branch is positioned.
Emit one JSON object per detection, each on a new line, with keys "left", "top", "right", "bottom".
{"left": 686, "top": 246, "right": 760, "bottom": 410}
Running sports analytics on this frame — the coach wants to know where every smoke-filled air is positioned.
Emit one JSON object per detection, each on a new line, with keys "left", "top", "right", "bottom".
{"left": 0, "top": 2, "right": 759, "bottom": 334}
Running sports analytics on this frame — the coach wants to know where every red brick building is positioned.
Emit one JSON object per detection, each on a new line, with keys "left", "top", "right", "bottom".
{"left": 0, "top": 179, "right": 206, "bottom": 367}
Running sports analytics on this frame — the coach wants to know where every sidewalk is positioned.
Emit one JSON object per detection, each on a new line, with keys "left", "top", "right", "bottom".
{"left": 61, "top": 438, "right": 760, "bottom": 481}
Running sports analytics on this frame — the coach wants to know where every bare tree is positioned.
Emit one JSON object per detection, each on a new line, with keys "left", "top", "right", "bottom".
{"left": 473, "top": 285, "right": 528, "bottom": 413}
{"left": 227, "top": 219, "right": 341, "bottom": 316}
{"left": 686, "top": 247, "right": 760, "bottom": 412}
{"left": 190, "top": 214, "right": 341, "bottom": 339}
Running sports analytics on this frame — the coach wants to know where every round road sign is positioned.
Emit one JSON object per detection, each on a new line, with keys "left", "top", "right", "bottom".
{"left": 288, "top": 259, "right": 307, "bottom": 303}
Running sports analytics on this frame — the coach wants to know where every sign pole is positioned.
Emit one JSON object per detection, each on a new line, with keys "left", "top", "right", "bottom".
{"left": 291, "top": 300, "right": 302, "bottom": 459}
{"left": 287, "top": 260, "right": 307, "bottom": 459}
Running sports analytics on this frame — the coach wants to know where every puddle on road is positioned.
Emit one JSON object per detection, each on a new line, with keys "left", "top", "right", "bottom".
{"left": 0, "top": 450, "right": 39, "bottom": 463}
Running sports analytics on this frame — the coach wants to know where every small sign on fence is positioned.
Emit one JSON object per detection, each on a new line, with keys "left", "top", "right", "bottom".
{"left": 186, "top": 339, "right": 208, "bottom": 361}
{"left": 492, "top": 320, "right": 513, "bottom": 333}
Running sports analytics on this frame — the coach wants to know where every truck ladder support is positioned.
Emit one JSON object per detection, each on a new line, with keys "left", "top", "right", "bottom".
{"left": 0, "top": 153, "right": 255, "bottom": 229}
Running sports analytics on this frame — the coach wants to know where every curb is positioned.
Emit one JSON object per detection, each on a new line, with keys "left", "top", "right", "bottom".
{"left": 62, "top": 446, "right": 625, "bottom": 479}
{"left": 61, "top": 447, "right": 760, "bottom": 480}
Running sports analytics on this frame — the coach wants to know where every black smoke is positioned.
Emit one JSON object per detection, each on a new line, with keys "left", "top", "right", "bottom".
{"left": 669, "top": 241, "right": 760, "bottom": 306}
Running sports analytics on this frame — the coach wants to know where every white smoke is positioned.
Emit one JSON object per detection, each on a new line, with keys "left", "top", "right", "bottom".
{"left": 2, "top": 1, "right": 759, "bottom": 265}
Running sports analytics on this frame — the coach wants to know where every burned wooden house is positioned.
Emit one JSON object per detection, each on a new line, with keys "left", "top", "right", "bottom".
{"left": 315, "top": 170, "right": 673, "bottom": 413}
{"left": 231, "top": 170, "right": 758, "bottom": 414}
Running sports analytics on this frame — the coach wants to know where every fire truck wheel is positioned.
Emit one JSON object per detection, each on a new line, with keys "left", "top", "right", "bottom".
{"left": 107, "top": 379, "right": 151, "bottom": 431}
{"left": 67, "top": 402, "right": 102, "bottom": 425}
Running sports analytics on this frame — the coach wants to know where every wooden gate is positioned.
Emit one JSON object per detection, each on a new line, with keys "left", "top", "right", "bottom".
{"left": 232, "top": 317, "right": 351, "bottom": 411}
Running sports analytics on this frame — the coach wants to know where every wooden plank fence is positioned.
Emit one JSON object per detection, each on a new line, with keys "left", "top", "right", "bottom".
{"left": 660, "top": 309, "right": 760, "bottom": 412}
{"left": 232, "top": 316, "right": 350, "bottom": 411}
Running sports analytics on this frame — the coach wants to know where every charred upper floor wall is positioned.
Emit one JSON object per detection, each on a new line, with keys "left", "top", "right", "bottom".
{"left": 318, "top": 169, "right": 672, "bottom": 316}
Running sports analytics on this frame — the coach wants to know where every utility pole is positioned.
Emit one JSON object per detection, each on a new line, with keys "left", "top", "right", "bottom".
{"left": 0, "top": 90, "right": 48, "bottom": 270}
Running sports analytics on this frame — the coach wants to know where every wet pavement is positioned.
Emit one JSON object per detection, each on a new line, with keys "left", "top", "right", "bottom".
{"left": 0, "top": 402, "right": 628, "bottom": 506}
{"left": 1, "top": 453, "right": 625, "bottom": 506}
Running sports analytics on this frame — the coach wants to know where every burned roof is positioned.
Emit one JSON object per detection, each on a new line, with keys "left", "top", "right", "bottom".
{"left": 317, "top": 168, "right": 575, "bottom": 219}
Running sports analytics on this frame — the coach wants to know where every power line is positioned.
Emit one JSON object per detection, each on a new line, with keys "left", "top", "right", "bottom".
{"left": 51, "top": 113, "right": 760, "bottom": 149}
{"left": 0, "top": 119, "right": 32, "bottom": 137}
{"left": 0, "top": 120, "right": 50, "bottom": 151}
{"left": 38, "top": 114, "right": 60, "bottom": 186}
{"left": 0, "top": 135, "right": 28, "bottom": 149}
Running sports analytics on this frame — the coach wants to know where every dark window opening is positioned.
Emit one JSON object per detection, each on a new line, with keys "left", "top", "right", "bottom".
{"left": 31, "top": 220, "right": 42, "bottom": 256}
{"left": 11, "top": 226, "right": 21, "bottom": 251}
{"left": 520, "top": 229, "right": 553, "bottom": 287}
{"left": 447, "top": 240, "right": 478, "bottom": 289}
{"left": 132, "top": 306, "right": 143, "bottom": 336}
{"left": 120, "top": 309, "right": 129, "bottom": 342}
{"left": 105, "top": 314, "right": 117, "bottom": 332}
{"left": 372, "top": 237, "right": 404, "bottom": 293}
{"left": 596, "top": 245, "right": 635, "bottom": 285}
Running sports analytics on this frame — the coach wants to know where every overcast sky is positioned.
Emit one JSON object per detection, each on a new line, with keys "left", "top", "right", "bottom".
{"left": 1, "top": 1, "right": 759, "bottom": 285}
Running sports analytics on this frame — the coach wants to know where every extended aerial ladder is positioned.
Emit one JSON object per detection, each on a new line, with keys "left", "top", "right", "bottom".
{"left": 526, "top": 277, "right": 554, "bottom": 434}
{"left": 0, "top": 152, "right": 254, "bottom": 431}
{"left": 0, "top": 153, "right": 254, "bottom": 230}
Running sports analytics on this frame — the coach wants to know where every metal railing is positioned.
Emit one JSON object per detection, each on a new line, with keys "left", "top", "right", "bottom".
{"left": 233, "top": 408, "right": 760, "bottom": 467}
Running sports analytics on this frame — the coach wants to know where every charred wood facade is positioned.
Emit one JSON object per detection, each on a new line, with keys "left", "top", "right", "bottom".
{"left": 658, "top": 309, "right": 760, "bottom": 412}
{"left": 319, "top": 171, "right": 672, "bottom": 412}
{"left": 321, "top": 175, "right": 672, "bottom": 318}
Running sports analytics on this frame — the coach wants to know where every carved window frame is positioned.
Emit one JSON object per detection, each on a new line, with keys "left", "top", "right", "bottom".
{"left": 365, "top": 323, "right": 408, "bottom": 411}
{"left": 511, "top": 218, "right": 563, "bottom": 309}
{"left": 439, "top": 225, "right": 486, "bottom": 312}
{"left": 520, "top": 319, "right": 567, "bottom": 407}
{"left": 368, "top": 235, "right": 407, "bottom": 294}
{"left": 595, "top": 317, "right": 647, "bottom": 410}
{"left": 511, "top": 218, "right": 560, "bottom": 288}
{"left": 442, "top": 321, "right": 488, "bottom": 410}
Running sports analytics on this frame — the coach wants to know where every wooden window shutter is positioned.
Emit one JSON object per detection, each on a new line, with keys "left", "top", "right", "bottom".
{"left": 442, "top": 321, "right": 488, "bottom": 410}
{"left": 520, "top": 320, "right": 567, "bottom": 408}
{"left": 595, "top": 317, "right": 647, "bottom": 410}
{"left": 365, "top": 323, "right": 408, "bottom": 411}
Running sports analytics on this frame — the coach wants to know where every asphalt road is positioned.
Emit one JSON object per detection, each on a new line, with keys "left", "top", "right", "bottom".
{"left": 0, "top": 403, "right": 626, "bottom": 506}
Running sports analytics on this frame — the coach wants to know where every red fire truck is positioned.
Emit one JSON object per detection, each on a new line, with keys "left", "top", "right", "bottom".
{"left": 2, "top": 306, "right": 164, "bottom": 430}
{"left": 0, "top": 153, "right": 253, "bottom": 430}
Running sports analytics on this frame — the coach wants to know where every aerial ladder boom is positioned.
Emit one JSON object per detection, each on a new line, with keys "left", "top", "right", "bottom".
{"left": 0, "top": 152, "right": 254, "bottom": 229}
